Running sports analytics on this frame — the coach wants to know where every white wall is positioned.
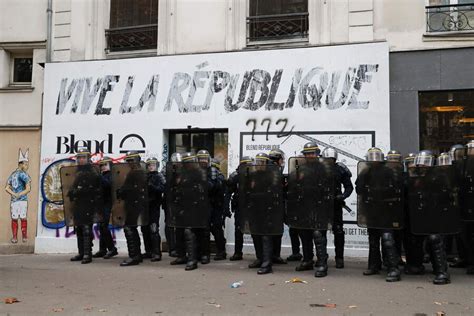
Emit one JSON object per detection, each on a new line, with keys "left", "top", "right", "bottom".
{"left": 0, "top": 0, "right": 47, "bottom": 43}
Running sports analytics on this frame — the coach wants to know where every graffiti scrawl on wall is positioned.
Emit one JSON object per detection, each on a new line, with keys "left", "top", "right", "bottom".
{"left": 5, "top": 149, "right": 32, "bottom": 243}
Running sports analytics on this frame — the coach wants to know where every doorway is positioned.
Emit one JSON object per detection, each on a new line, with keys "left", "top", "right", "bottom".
{"left": 168, "top": 128, "right": 229, "bottom": 176}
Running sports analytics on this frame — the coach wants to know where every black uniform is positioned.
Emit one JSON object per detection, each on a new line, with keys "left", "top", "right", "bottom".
{"left": 226, "top": 170, "right": 244, "bottom": 260}
{"left": 93, "top": 170, "right": 117, "bottom": 258}
{"left": 143, "top": 170, "right": 166, "bottom": 261}
{"left": 209, "top": 166, "right": 228, "bottom": 260}
{"left": 355, "top": 164, "right": 401, "bottom": 282}
{"left": 332, "top": 162, "right": 353, "bottom": 267}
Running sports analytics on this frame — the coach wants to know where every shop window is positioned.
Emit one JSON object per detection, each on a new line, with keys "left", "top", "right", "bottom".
{"left": 426, "top": 0, "right": 474, "bottom": 33}
{"left": 11, "top": 55, "right": 33, "bottom": 85}
{"left": 419, "top": 90, "right": 474, "bottom": 154}
{"left": 105, "top": 0, "right": 158, "bottom": 53}
{"left": 247, "top": 0, "right": 308, "bottom": 45}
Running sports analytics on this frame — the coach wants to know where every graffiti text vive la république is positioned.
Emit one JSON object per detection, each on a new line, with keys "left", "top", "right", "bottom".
{"left": 55, "top": 64, "right": 379, "bottom": 116}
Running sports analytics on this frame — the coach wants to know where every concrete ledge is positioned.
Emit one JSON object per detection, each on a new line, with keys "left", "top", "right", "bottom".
{"left": 0, "top": 243, "right": 34, "bottom": 254}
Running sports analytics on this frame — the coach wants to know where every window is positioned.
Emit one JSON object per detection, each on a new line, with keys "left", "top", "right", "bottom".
{"left": 419, "top": 90, "right": 474, "bottom": 154}
{"left": 426, "top": 0, "right": 474, "bottom": 33}
{"left": 247, "top": 0, "right": 308, "bottom": 44}
{"left": 106, "top": 0, "right": 158, "bottom": 53}
{"left": 11, "top": 55, "right": 33, "bottom": 84}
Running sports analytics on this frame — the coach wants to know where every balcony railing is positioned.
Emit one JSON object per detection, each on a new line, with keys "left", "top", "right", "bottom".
{"left": 105, "top": 24, "right": 157, "bottom": 52}
{"left": 426, "top": 3, "right": 474, "bottom": 33}
{"left": 247, "top": 12, "right": 309, "bottom": 43}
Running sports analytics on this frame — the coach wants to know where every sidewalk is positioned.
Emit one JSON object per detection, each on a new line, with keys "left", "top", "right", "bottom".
{"left": 1, "top": 254, "right": 473, "bottom": 315}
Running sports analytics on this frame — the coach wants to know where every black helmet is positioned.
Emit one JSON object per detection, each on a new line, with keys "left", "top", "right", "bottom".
{"left": 366, "top": 147, "right": 384, "bottom": 162}
{"left": 196, "top": 149, "right": 211, "bottom": 164}
{"left": 467, "top": 140, "right": 474, "bottom": 156}
{"left": 321, "top": 148, "right": 337, "bottom": 160}
{"left": 170, "top": 152, "right": 183, "bottom": 162}
{"left": 76, "top": 147, "right": 91, "bottom": 159}
{"left": 386, "top": 150, "right": 402, "bottom": 162}
{"left": 211, "top": 158, "right": 220, "bottom": 170}
{"left": 239, "top": 156, "right": 253, "bottom": 166}
{"left": 301, "top": 142, "right": 321, "bottom": 156}
{"left": 255, "top": 152, "right": 270, "bottom": 165}
{"left": 146, "top": 157, "right": 160, "bottom": 169}
{"left": 269, "top": 148, "right": 285, "bottom": 161}
{"left": 437, "top": 152, "right": 451, "bottom": 166}
{"left": 182, "top": 152, "right": 197, "bottom": 163}
{"left": 125, "top": 151, "right": 141, "bottom": 163}
{"left": 414, "top": 150, "right": 435, "bottom": 167}
{"left": 449, "top": 144, "right": 465, "bottom": 162}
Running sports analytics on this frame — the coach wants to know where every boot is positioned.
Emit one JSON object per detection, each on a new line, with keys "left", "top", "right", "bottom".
{"left": 272, "top": 235, "right": 286, "bottom": 264}
{"left": 165, "top": 226, "right": 177, "bottom": 257}
{"left": 297, "top": 230, "right": 314, "bottom": 271}
{"left": 121, "top": 226, "right": 142, "bottom": 266}
{"left": 93, "top": 223, "right": 107, "bottom": 258}
{"left": 364, "top": 229, "right": 382, "bottom": 275}
{"left": 185, "top": 229, "right": 198, "bottom": 271}
{"left": 212, "top": 225, "right": 227, "bottom": 261}
{"left": 171, "top": 228, "right": 187, "bottom": 265}
{"left": 258, "top": 236, "right": 273, "bottom": 274}
{"left": 404, "top": 264, "right": 425, "bottom": 275}
{"left": 141, "top": 225, "right": 153, "bottom": 259}
{"left": 296, "top": 261, "right": 313, "bottom": 271}
{"left": 334, "top": 229, "right": 345, "bottom": 269}
{"left": 70, "top": 226, "right": 84, "bottom": 262}
{"left": 199, "top": 229, "right": 211, "bottom": 265}
{"left": 429, "top": 234, "right": 450, "bottom": 285}
{"left": 287, "top": 228, "right": 302, "bottom": 261}
{"left": 230, "top": 227, "right": 243, "bottom": 261}
{"left": 314, "top": 230, "right": 328, "bottom": 277}
{"left": 150, "top": 223, "right": 162, "bottom": 262}
{"left": 103, "top": 248, "right": 118, "bottom": 259}
{"left": 250, "top": 235, "right": 263, "bottom": 268}
{"left": 81, "top": 225, "right": 93, "bottom": 264}
{"left": 382, "top": 232, "right": 401, "bottom": 282}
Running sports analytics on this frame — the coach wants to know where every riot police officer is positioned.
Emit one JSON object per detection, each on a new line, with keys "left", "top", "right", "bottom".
{"left": 356, "top": 147, "right": 401, "bottom": 282}
{"left": 118, "top": 151, "right": 146, "bottom": 267}
{"left": 92, "top": 156, "right": 118, "bottom": 259}
{"left": 386, "top": 150, "right": 404, "bottom": 267}
{"left": 409, "top": 150, "right": 451, "bottom": 284}
{"left": 145, "top": 157, "right": 166, "bottom": 262}
{"left": 293, "top": 142, "right": 321, "bottom": 273}
{"left": 288, "top": 143, "right": 322, "bottom": 262}
{"left": 169, "top": 152, "right": 189, "bottom": 266}
{"left": 268, "top": 149, "right": 287, "bottom": 265}
{"left": 322, "top": 147, "right": 353, "bottom": 269}
{"left": 226, "top": 156, "right": 253, "bottom": 261}
{"left": 247, "top": 152, "right": 278, "bottom": 274}
{"left": 403, "top": 153, "right": 426, "bottom": 275}
{"left": 69, "top": 147, "right": 95, "bottom": 264}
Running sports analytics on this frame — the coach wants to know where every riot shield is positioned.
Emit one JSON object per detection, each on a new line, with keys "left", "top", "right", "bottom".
{"left": 286, "top": 157, "right": 335, "bottom": 230}
{"left": 408, "top": 165, "right": 461, "bottom": 235}
{"left": 356, "top": 161, "right": 404, "bottom": 229}
{"left": 238, "top": 164, "right": 284, "bottom": 235}
{"left": 111, "top": 162, "right": 149, "bottom": 226}
{"left": 165, "top": 162, "right": 210, "bottom": 228}
{"left": 60, "top": 165, "right": 105, "bottom": 227}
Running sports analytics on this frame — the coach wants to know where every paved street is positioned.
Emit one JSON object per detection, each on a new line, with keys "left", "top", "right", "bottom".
{"left": 1, "top": 254, "right": 473, "bottom": 315}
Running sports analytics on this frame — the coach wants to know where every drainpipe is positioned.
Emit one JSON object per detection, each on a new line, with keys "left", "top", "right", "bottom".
{"left": 46, "top": 0, "right": 53, "bottom": 63}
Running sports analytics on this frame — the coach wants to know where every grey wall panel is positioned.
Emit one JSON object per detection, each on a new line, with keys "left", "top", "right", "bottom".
{"left": 389, "top": 90, "right": 419, "bottom": 155}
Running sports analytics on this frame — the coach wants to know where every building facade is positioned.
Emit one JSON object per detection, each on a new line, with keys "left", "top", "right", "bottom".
{"left": 2, "top": 0, "right": 473, "bottom": 254}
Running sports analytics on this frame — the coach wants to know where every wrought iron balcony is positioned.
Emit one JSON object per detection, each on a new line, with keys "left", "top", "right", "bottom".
{"left": 426, "top": 3, "right": 474, "bottom": 33}
{"left": 247, "top": 12, "right": 309, "bottom": 43}
{"left": 105, "top": 24, "right": 157, "bottom": 52}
